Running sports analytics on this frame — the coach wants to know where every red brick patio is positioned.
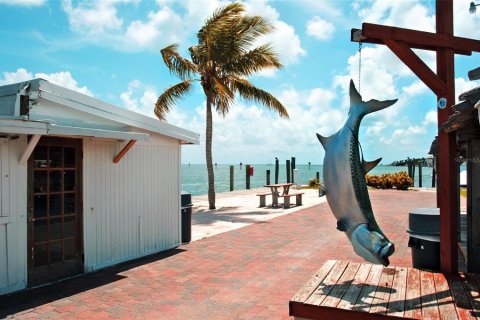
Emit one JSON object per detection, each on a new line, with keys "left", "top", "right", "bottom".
{"left": 1, "top": 190, "right": 436, "bottom": 319}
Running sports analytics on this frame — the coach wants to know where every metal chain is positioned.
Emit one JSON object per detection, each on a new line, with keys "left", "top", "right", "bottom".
{"left": 358, "top": 41, "right": 362, "bottom": 94}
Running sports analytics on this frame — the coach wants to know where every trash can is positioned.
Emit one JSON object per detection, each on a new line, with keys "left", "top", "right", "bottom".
{"left": 181, "top": 191, "right": 193, "bottom": 243}
{"left": 407, "top": 208, "right": 440, "bottom": 270}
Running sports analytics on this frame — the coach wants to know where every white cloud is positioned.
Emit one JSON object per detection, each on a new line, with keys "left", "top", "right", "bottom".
{"left": 0, "top": 0, "right": 45, "bottom": 6}
{"left": 454, "top": 0, "right": 480, "bottom": 39}
{"left": 358, "top": 0, "right": 435, "bottom": 32}
{"left": 423, "top": 110, "right": 437, "bottom": 126}
{"left": 0, "top": 68, "right": 92, "bottom": 96}
{"left": 244, "top": 0, "right": 306, "bottom": 66}
{"left": 456, "top": 77, "right": 480, "bottom": 101}
{"left": 306, "top": 17, "right": 335, "bottom": 41}
{"left": 120, "top": 80, "right": 158, "bottom": 118}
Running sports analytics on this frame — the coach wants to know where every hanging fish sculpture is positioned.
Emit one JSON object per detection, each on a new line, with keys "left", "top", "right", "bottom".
{"left": 317, "top": 80, "right": 397, "bottom": 266}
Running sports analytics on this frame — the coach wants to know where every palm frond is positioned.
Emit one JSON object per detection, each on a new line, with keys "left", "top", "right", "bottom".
{"left": 154, "top": 80, "right": 193, "bottom": 120}
{"left": 198, "top": 2, "right": 244, "bottom": 44}
{"left": 222, "top": 44, "right": 282, "bottom": 76}
{"left": 212, "top": 77, "right": 235, "bottom": 116}
{"left": 231, "top": 77, "right": 289, "bottom": 118}
{"left": 161, "top": 44, "right": 197, "bottom": 80}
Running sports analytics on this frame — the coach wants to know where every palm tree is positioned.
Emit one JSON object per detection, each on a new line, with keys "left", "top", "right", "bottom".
{"left": 155, "top": 2, "right": 289, "bottom": 209}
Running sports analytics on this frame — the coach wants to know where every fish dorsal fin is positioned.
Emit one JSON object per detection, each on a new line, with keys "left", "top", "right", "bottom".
{"left": 316, "top": 133, "right": 332, "bottom": 150}
{"left": 363, "top": 157, "right": 382, "bottom": 173}
{"left": 350, "top": 79, "right": 362, "bottom": 106}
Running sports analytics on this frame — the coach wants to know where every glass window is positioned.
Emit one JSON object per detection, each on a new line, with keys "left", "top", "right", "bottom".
{"left": 64, "top": 194, "right": 76, "bottom": 214}
{"left": 50, "top": 241, "right": 63, "bottom": 264}
{"left": 64, "top": 170, "right": 75, "bottom": 191}
{"left": 50, "top": 146, "right": 62, "bottom": 168}
{"left": 34, "top": 244, "right": 49, "bottom": 267}
{"left": 49, "top": 195, "right": 62, "bottom": 216}
{"left": 34, "top": 171, "right": 48, "bottom": 193}
{"left": 34, "top": 195, "right": 48, "bottom": 218}
{"left": 64, "top": 147, "right": 75, "bottom": 168}
{"left": 49, "top": 217, "right": 62, "bottom": 240}
{"left": 49, "top": 171, "right": 62, "bottom": 192}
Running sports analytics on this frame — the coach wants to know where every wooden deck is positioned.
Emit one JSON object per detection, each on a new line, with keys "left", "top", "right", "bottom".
{"left": 289, "top": 260, "right": 480, "bottom": 319}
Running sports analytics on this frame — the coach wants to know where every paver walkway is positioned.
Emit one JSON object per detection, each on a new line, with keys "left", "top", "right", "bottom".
{"left": 1, "top": 189, "right": 436, "bottom": 319}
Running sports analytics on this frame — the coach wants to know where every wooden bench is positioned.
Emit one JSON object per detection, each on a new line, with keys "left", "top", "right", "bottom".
{"left": 290, "top": 259, "right": 480, "bottom": 320}
{"left": 278, "top": 192, "right": 304, "bottom": 209}
{"left": 256, "top": 192, "right": 272, "bottom": 207}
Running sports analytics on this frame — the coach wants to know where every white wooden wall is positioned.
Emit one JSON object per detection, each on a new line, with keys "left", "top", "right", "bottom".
{"left": 0, "top": 137, "right": 27, "bottom": 295}
{"left": 83, "top": 135, "right": 181, "bottom": 271}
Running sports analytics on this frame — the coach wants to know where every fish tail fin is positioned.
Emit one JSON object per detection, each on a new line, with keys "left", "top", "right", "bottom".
{"left": 316, "top": 133, "right": 332, "bottom": 150}
{"left": 349, "top": 79, "right": 397, "bottom": 115}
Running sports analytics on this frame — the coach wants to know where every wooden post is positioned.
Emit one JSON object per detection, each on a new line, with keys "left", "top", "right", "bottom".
{"left": 432, "top": 164, "right": 436, "bottom": 188}
{"left": 436, "top": 0, "right": 458, "bottom": 273}
{"left": 418, "top": 163, "right": 423, "bottom": 188}
{"left": 308, "top": 162, "right": 311, "bottom": 170}
{"left": 286, "top": 160, "right": 291, "bottom": 183}
{"left": 316, "top": 172, "right": 320, "bottom": 180}
{"left": 275, "top": 158, "right": 279, "bottom": 184}
{"left": 467, "top": 139, "right": 480, "bottom": 272}
{"left": 230, "top": 165, "right": 234, "bottom": 192}
{"left": 246, "top": 165, "right": 251, "bottom": 190}
{"left": 266, "top": 170, "right": 270, "bottom": 186}
{"left": 291, "top": 157, "right": 296, "bottom": 184}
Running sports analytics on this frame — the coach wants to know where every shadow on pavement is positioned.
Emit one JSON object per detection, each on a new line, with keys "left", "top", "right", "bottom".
{"left": 0, "top": 248, "right": 185, "bottom": 318}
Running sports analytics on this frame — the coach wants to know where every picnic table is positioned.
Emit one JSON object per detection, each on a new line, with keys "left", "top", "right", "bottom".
{"left": 256, "top": 183, "right": 304, "bottom": 208}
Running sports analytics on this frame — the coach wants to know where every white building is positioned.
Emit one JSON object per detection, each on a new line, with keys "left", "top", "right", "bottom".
{"left": 0, "top": 79, "right": 199, "bottom": 294}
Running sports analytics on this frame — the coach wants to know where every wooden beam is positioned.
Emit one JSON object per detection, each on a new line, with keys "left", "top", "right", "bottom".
{"left": 19, "top": 134, "right": 41, "bottom": 165}
{"left": 436, "top": 0, "right": 458, "bottom": 274}
{"left": 467, "top": 139, "right": 480, "bottom": 273}
{"left": 113, "top": 140, "right": 136, "bottom": 164}
{"left": 361, "top": 23, "right": 480, "bottom": 55}
{"left": 384, "top": 39, "right": 446, "bottom": 95}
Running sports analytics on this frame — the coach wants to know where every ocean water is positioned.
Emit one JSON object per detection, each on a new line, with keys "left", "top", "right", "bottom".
{"left": 181, "top": 164, "right": 436, "bottom": 195}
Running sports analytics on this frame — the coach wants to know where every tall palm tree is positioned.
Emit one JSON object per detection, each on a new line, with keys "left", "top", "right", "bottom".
{"left": 155, "top": 2, "right": 289, "bottom": 209}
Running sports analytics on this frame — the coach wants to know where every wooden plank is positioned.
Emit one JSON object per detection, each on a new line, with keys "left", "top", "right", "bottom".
{"left": 113, "top": 139, "right": 136, "bottom": 163}
{"left": 449, "top": 274, "right": 477, "bottom": 320}
{"left": 404, "top": 267, "right": 422, "bottom": 319}
{"left": 321, "top": 262, "right": 360, "bottom": 308}
{"left": 386, "top": 266, "right": 408, "bottom": 317}
{"left": 461, "top": 273, "right": 480, "bottom": 319}
{"left": 432, "top": 272, "right": 458, "bottom": 320}
{"left": 420, "top": 270, "right": 441, "bottom": 319}
{"left": 305, "top": 260, "right": 349, "bottom": 306}
{"left": 18, "top": 134, "right": 41, "bottom": 165}
{"left": 352, "top": 264, "right": 384, "bottom": 313}
{"left": 291, "top": 259, "right": 337, "bottom": 303}
{"left": 361, "top": 22, "right": 480, "bottom": 54}
{"left": 370, "top": 266, "right": 395, "bottom": 314}
{"left": 336, "top": 263, "right": 372, "bottom": 310}
{"left": 384, "top": 39, "right": 446, "bottom": 96}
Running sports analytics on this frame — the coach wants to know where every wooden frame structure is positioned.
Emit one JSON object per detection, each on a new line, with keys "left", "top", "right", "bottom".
{"left": 351, "top": 0, "right": 480, "bottom": 273}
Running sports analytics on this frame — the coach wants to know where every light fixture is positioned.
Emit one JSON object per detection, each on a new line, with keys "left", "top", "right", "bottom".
{"left": 470, "top": 2, "right": 480, "bottom": 14}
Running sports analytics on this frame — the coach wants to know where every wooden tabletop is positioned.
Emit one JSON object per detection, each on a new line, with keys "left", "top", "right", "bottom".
{"left": 290, "top": 260, "right": 480, "bottom": 320}
{"left": 265, "top": 183, "right": 294, "bottom": 188}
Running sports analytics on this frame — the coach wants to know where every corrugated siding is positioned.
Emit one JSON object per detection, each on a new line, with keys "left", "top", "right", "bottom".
{"left": 83, "top": 137, "right": 180, "bottom": 271}
{"left": 0, "top": 137, "right": 28, "bottom": 295}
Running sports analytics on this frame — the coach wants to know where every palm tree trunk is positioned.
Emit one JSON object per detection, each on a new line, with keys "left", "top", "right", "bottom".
{"left": 206, "top": 96, "right": 216, "bottom": 209}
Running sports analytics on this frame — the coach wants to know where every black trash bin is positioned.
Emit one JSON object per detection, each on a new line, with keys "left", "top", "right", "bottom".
{"left": 407, "top": 208, "right": 440, "bottom": 270}
{"left": 181, "top": 191, "right": 193, "bottom": 243}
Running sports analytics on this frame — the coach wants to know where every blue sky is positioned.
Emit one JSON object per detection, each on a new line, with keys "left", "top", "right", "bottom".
{"left": 1, "top": 0, "right": 479, "bottom": 165}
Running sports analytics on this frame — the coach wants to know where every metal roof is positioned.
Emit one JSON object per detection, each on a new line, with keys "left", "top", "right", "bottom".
{"left": 0, "top": 79, "right": 200, "bottom": 144}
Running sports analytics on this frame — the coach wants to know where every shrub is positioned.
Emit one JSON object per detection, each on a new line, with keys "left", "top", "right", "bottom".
{"left": 365, "top": 171, "right": 413, "bottom": 190}
{"left": 308, "top": 177, "right": 320, "bottom": 187}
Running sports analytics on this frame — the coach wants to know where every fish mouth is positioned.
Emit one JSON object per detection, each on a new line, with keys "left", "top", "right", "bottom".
{"left": 349, "top": 224, "right": 395, "bottom": 266}
{"left": 375, "top": 242, "right": 395, "bottom": 266}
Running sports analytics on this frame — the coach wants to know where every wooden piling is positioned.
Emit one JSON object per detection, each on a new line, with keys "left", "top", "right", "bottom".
{"left": 266, "top": 170, "right": 270, "bottom": 186}
{"left": 275, "top": 158, "right": 279, "bottom": 184}
{"left": 316, "top": 172, "right": 320, "bottom": 180}
{"left": 418, "top": 163, "right": 423, "bottom": 187}
{"left": 230, "top": 165, "right": 234, "bottom": 191}
{"left": 286, "top": 160, "right": 291, "bottom": 183}
{"left": 246, "top": 164, "right": 251, "bottom": 190}
{"left": 291, "top": 157, "right": 295, "bottom": 183}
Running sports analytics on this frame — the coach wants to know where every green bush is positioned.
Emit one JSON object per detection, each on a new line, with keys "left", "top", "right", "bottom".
{"left": 308, "top": 177, "right": 320, "bottom": 187}
{"left": 366, "top": 171, "right": 413, "bottom": 190}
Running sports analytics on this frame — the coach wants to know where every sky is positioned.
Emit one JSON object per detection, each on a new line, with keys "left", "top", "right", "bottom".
{"left": 1, "top": 0, "right": 479, "bottom": 165}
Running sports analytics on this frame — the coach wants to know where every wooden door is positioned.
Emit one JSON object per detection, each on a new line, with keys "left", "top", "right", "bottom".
{"left": 27, "top": 137, "right": 83, "bottom": 286}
